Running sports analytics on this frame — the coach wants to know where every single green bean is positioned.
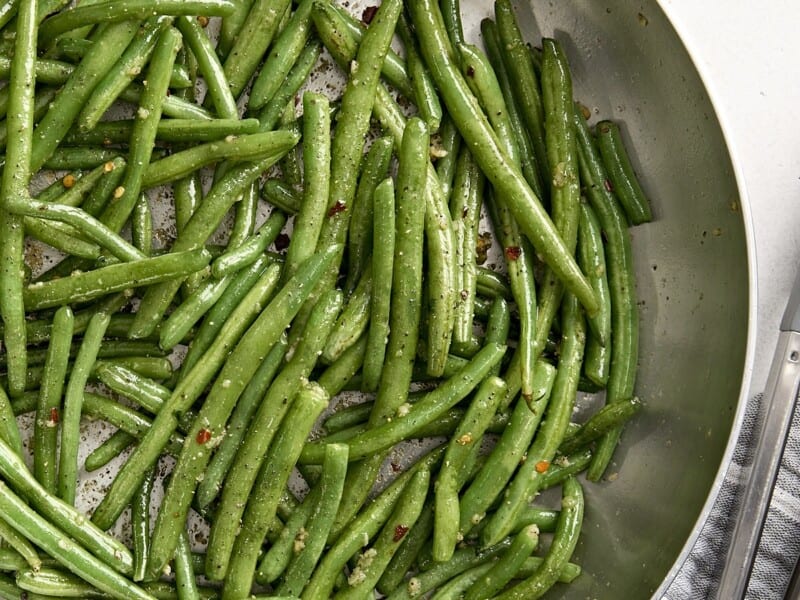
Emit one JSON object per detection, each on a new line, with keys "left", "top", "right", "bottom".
{"left": 595, "top": 119, "right": 652, "bottom": 224}
{"left": 579, "top": 201, "right": 612, "bottom": 385}
{"left": 174, "top": 531, "right": 200, "bottom": 600}
{"left": 34, "top": 305, "right": 73, "bottom": 493}
{"left": 23, "top": 248, "right": 211, "bottom": 311}
{"left": 322, "top": 262, "right": 371, "bottom": 363}
{"left": 173, "top": 172, "right": 202, "bottom": 236}
{"left": 361, "top": 177, "right": 395, "bottom": 391}
{"left": 131, "top": 194, "right": 152, "bottom": 256}
{"left": 65, "top": 118, "right": 261, "bottom": 146}
{"left": 211, "top": 211, "right": 286, "bottom": 278}
{"left": 0, "top": 517, "right": 42, "bottom": 573}
{"left": 81, "top": 157, "right": 127, "bottom": 217}
{"left": 58, "top": 312, "right": 110, "bottom": 505}
{"left": 131, "top": 467, "right": 154, "bottom": 582}
{"left": 397, "top": 12, "right": 442, "bottom": 132}
{"left": 84, "top": 430, "right": 134, "bottom": 472}
{"left": 222, "top": 382, "right": 328, "bottom": 599}
{"left": 344, "top": 136, "right": 393, "bottom": 294}
{"left": 434, "top": 115, "right": 462, "bottom": 202}
{"left": 176, "top": 15, "right": 237, "bottom": 118}
{"left": 495, "top": 477, "right": 584, "bottom": 599}
{"left": 119, "top": 84, "right": 215, "bottom": 121}
{"left": 217, "top": 0, "right": 254, "bottom": 58}
{"left": 538, "top": 448, "right": 593, "bottom": 491}
{"left": 277, "top": 443, "right": 349, "bottom": 597}
{"left": 560, "top": 398, "right": 642, "bottom": 456}
{"left": 262, "top": 178, "right": 302, "bottom": 214}
{"left": 283, "top": 91, "right": 331, "bottom": 281}
{"left": 464, "top": 524, "right": 539, "bottom": 600}
{"left": 38, "top": 0, "right": 235, "bottom": 40}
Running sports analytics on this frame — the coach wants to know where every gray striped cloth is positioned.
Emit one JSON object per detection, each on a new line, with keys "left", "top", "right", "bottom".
{"left": 664, "top": 393, "right": 800, "bottom": 599}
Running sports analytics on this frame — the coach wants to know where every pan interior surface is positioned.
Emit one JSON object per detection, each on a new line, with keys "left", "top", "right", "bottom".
{"left": 460, "top": 1, "right": 751, "bottom": 597}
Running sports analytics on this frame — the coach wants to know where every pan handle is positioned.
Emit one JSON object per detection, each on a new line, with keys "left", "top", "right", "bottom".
{"left": 717, "top": 269, "right": 800, "bottom": 599}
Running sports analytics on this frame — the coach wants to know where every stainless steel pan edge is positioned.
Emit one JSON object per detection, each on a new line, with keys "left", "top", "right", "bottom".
{"left": 458, "top": 1, "right": 756, "bottom": 597}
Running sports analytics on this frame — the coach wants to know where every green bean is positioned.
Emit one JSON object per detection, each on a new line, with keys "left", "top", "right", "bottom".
{"left": 480, "top": 18, "right": 544, "bottom": 198}
{"left": 34, "top": 306, "right": 73, "bottom": 493}
{"left": 532, "top": 38, "right": 582, "bottom": 365}
{"left": 174, "top": 532, "right": 199, "bottom": 600}
{"left": 84, "top": 431, "right": 134, "bottom": 472}
{"left": 344, "top": 136, "right": 393, "bottom": 295}
{"left": 408, "top": 0, "right": 597, "bottom": 317}
{"left": 24, "top": 219, "right": 98, "bottom": 259}
{"left": 360, "top": 177, "right": 394, "bottom": 391}
{"left": 203, "top": 288, "right": 342, "bottom": 582}
{"left": 482, "top": 293, "right": 585, "bottom": 547}
{"left": 283, "top": 92, "right": 331, "bottom": 281}
{"left": 0, "top": 387, "right": 19, "bottom": 465}
{"left": 58, "top": 312, "right": 110, "bottom": 505}
{"left": 464, "top": 524, "right": 539, "bottom": 600}
{"left": 376, "top": 503, "right": 433, "bottom": 595}
{"left": 335, "top": 469, "right": 430, "bottom": 600}
{"left": 248, "top": 0, "right": 313, "bottom": 110}
{"left": 323, "top": 401, "right": 373, "bottom": 434}
{"left": 0, "top": 87, "right": 58, "bottom": 152}
{"left": 102, "top": 26, "right": 181, "bottom": 233}
{"left": 89, "top": 258, "right": 284, "bottom": 530}
{"left": 158, "top": 275, "right": 237, "bottom": 351}
{"left": 277, "top": 104, "right": 303, "bottom": 187}
{"left": 141, "top": 130, "right": 299, "bottom": 189}
{"left": 217, "top": 0, "right": 254, "bottom": 58}
{"left": 229, "top": 181, "right": 259, "bottom": 251}
{"left": 579, "top": 201, "right": 612, "bottom": 385}
{"left": 440, "top": 0, "right": 464, "bottom": 48}
{"left": 450, "top": 146, "right": 483, "bottom": 346}
{"left": 211, "top": 211, "right": 286, "bottom": 278}
{"left": 65, "top": 118, "right": 261, "bottom": 146}
{"left": 560, "top": 398, "right": 642, "bottom": 457}
{"left": 262, "top": 178, "right": 302, "bottom": 214}
{"left": 76, "top": 17, "right": 171, "bottom": 132}
{"left": 176, "top": 15, "right": 236, "bottom": 119}
{"left": 23, "top": 248, "right": 211, "bottom": 311}
{"left": 0, "top": 546, "right": 40, "bottom": 572}
{"left": 0, "top": 0, "right": 17, "bottom": 30}
{"left": 0, "top": 53, "right": 71, "bottom": 83}
{"left": 317, "top": 332, "right": 368, "bottom": 398}
{"left": 325, "top": 2, "right": 413, "bottom": 99}
{"left": 220, "top": 0, "right": 291, "bottom": 101}
{"left": 38, "top": 146, "right": 133, "bottom": 170}
{"left": 323, "top": 262, "right": 371, "bottom": 363}
{"left": 537, "top": 448, "right": 593, "bottom": 491}
{"left": 0, "top": 339, "right": 165, "bottom": 370}
{"left": 30, "top": 20, "right": 141, "bottom": 173}
{"left": 119, "top": 84, "right": 215, "bottom": 121}
{"left": 178, "top": 254, "right": 273, "bottom": 377}
{"left": 0, "top": 517, "right": 42, "bottom": 572}
{"left": 457, "top": 362, "right": 555, "bottom": 536}
{"left": 595, "top": 120, "right": 652, "bottom": 224}
{"left": 277, "top": 443, "right": 348, "bottom": 597}
{"left": 131, "top": 467, "right": 154, "bottom": 582}
{"left": 222, "top": 382, "right": 328, "bottom": 598}
{"left": 397, "top": 12, "right": 442, "bottom": 133}
{"left": 131, "top": 152, "right": 294, "bottom": 339}
{"left": 573, "top": 107, "right": 639, "bottom": 482}
{"left": 0, "top": 433, "right": 135, "bottom": 575}
{"left": 173, "top": 172, "right": 202, "bottom": 236}
{"left": 81, "top": 157, "right": 127, "bottom": 217}
{"left": 0, "top": 0, "right": 36, "bottom": 399}
{"left": 434, "top": 375, "right": 505, "bottom": 562}
{"left": 195, "top": 334, "right": 288, "bottom": 510}
{"left": 495, "top": 478, "right": 584, "bottom": 599}
{"left": 493, "top": 0, "right": 548, "bottom": 190}
{"left": 131, "top": 194, "right": 152, "bottom": 256}
{"left": 303, "top": 343, "right": 505, "bottom": 464}
{"left": 301, "top": 448, "right": 444, "bottom": 600}
{"left": 294, "top": 0, "right": 402, "bottom": 342}
{"left": 434, "top": 115, "right": 462, "bottom": 201}
{"left": 39, "top": 0, "right": 235, "bottom": 40}
{"left": 256, "top": 39, "right": 320, "bottom": 132}
{"left": 15, "top": 567, "right": 108, "bottom": 597}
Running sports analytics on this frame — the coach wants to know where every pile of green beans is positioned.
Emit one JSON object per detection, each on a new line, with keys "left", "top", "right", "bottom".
{"left": 0, "top": 0, "right": 653, "bottom": 598}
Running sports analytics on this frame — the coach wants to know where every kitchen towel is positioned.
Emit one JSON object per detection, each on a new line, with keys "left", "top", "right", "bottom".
{"left": 664, "top": 392, "right": 800, "bottom": 599}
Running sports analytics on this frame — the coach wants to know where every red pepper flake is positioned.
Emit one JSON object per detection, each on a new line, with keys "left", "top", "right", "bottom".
{"left": 535, "top": 460, "right": 550, "bottom": 474}
{"left": 196, "top": 428, "right": 212, "bottom": 445}
{"left": 49, "top": 408, "right": 59, "bottom": 424}
{"left": 393, "top": 524, "right": 409, "bottom": 542}
{"left": 327, "top": 201, "right": 346, "bottom": 217}
{"left": 361, "top": 5, "right": 378, "bottom": 25}
{"left": 466, "top": 65, "right": 475, "bottom": 78}
{"left": 390, "top": 462, "right": 402, "bottom": 473}
{"left": 604, "top": 179, "right": 614, "bottom": 192}
{"left": 505, "top": 246, "right": 522, "bottom": 261}
{"left": 274, "top": 233, "right": 290, "bottom": 251}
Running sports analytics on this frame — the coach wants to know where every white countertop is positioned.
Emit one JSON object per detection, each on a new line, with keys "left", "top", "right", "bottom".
{"left": 661, "top": 0, "right": 800, "bottom": 395}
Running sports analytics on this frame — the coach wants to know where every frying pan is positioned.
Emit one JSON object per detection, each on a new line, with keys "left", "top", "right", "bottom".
{"left": 457, "top": 0, "right": 753, "bottom": 596}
